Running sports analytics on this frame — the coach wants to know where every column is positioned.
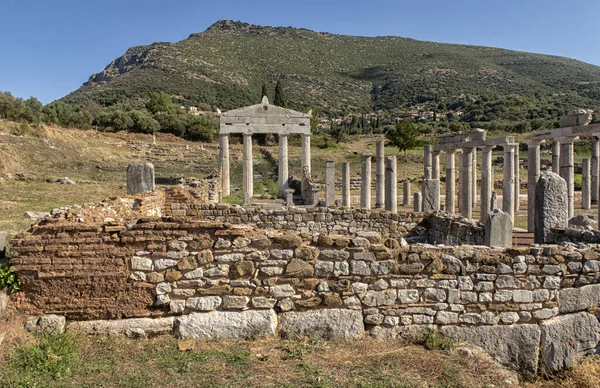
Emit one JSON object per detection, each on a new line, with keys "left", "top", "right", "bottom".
{"left": 457, "top": 151, "right": 463, "bottom": 213}
{"left": 403, "top": 182, "right": 411, "bottom": 206}
{"left": 342, "top": 162, "right": 351, "bottom": 207}
{"left": 446, "top": 150, "right": 456, "bottom": 214}
{"left": 242, "top": 133, "right": 253, "bottom": 202}
{"left": 526, "top": 141, "right": 541, "bottom": 233}
{"left": 461, "top": 148, "right": 473, "bottom": 219}
{"left": 375, "top": 140, "right": 385, "bottom": 208}
{"left": 424, "top": 145, "right": 432, "bottom": 180}
{"left": 559, "top": 137, "right": 575, "bottom": 218}
{"left": 514, "top": 146, "right": 520, "bottom": 214}
{"left": 592, "top": 140, "right": 599, "bottom": 204}
{"left": 301, "top": 134, "right": 311, "bottom": 194}
{"left": 219, "top": 134, "right": 230, "bottom": 198}
{"left": 432, "top": 151, "right": 441, "bottom": 210}
{"left": 582, "top": 158, "right": 591, "bottom": 210}
{"left": 278, "top": 134, "right": 289, "bottom": 196}
{"left": 472, "top": 149, "right": 477, "bottom": 207}
{"left": 552, "top": 141, "right": 560, "bottom": 174}
{"left": 480, "top": 146, "right": 494, "bottom": 223}
{"left": 361, "top": 155, "right": 372, "bottom": 209}
{"left": 413, "top": 192, "right": 422, "bottom": 212}
{"left": 502, "top": 144, "right": 516, "bottom": 220}
{"left": 325, "top": 160, "right": 335, "bottom": 207}
{"left": 385, "top": 155, "right": 397, "bottom": 213}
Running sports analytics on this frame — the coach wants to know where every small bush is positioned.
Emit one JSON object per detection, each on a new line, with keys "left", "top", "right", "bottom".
{"left": 266, "top": 180, "right": 280, "bottom": 197}
{"left": 0, "top": 262, "right": 21, "bottom": 293}
{"left": 414, "top": 330, "right": 454, "bottom": 351}
{"left": 254, "top": 182, "right": 265, "bottom": 195}
{"left": 223, "top": 193, "right": 244, "bottom": 205}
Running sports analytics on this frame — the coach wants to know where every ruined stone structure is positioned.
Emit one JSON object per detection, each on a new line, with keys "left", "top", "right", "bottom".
{"left": 218, "top": 96, "right": 312, "bottom": 202}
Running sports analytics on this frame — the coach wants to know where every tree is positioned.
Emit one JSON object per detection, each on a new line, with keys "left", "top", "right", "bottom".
{"left": 273, "top": 80, "right": 286, "bottom": 107}
{"left": 385, "top": 121, "right": 420, "bottom": 156}
{"left": 329, "top": 123, "right": 348, "bottom": 143}
{"left": 261, "top": 83, "right": 268, "bottom": 99}
{"left": 129, "top": 110, "right": 160, "bottom": 134}
{"left": 145, "top": 92, "right": 174, "bottom": 114}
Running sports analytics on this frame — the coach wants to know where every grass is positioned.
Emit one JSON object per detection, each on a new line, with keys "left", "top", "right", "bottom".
{"left": 0, "top": 333, "right": 523, "bottom": 388}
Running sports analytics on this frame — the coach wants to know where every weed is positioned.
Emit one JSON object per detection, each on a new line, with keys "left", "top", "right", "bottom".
{"left": 223, "top": 192, "right": 244, "bottom": 205}
{"left": 266, "top": 179, "right": 280, "bottom": 197}
{"left": 414, "top": 330, "right": 454, "bottom": 351}
{"left": 281, "top": 338, "right": 327, "bottom": 360}
{"left": 4, "top": 333, "right": 79, "bottom": 384}
{"left": 297, "top": 362, "right": 332, "bottom": 388}
{"left": 0, "top": 262, "right": 21, "bottom": 293}
{"left": 223, "top": 345, "right": 252, "bottom": 366}
{"left": 254, "top": 182, "right": 265, "bottom": 195}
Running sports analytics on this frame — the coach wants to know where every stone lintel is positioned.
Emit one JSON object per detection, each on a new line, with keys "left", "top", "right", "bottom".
{"left": 219, "top": 124, "right": 310, "bottom": 135}
{"left": 530, "top": 123, "right": 600, "bottom": 141}
{"left": 433, "top": 136, "right": 516, "bottom": 152}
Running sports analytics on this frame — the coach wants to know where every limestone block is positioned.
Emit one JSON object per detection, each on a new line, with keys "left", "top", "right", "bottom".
{"left": 285, "top": 259, "right": 314, "bottom": 277}
{"left": 25, "top": 314, "right": 66, "bottom": 335}
{"left": 484, "top": 209, "right": 513, "bottom": 248}
{"left": 280, "top": 309, "right": 364, "bottom": 340}
{"left": 558, "top": 284, "right": 600, "bottom": 313}
{"left": 540, "top": 312, "right": 600, "bottom": 372}
{"left": 422, "top": 179, "right": 440, "bottom": 212}
{"left": 441, "top": 324, "right": 541, "bottom": 375}
{"left": 69, "top": 317, "right": 174, "bottom": 338}
{"left": 186, "top": 296, "right": 222, "bottom": 311}
{"left": 126, "top": 162, "right": 155, "bottom": 194}
{"left": 175, "top": 310, "right": 278, "bottom": 340}
{"left": 534, "top": 172, "right": 568, "bottom": 244}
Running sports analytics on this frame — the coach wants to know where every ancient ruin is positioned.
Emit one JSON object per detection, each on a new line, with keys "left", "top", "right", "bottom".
{"left": 5, "top": 107, "right": 600, "bottom": 378}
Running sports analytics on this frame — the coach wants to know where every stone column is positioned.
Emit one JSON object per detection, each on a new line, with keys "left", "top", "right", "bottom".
{"left": 592, "top": 140, "right": 599, "bottom": 204}
{"left": 342, "top": 162, "right": 351, "bottom": 208}
{"left": 219, "top": 134, "right": 230, "bottom": 198}
{"left": 552, "top": 140, "right": 560, "bottom": 174}
{"left": 325, "top": 160, "right": 335, "bottom": 207}
{"left": 403, "top": 182, "right": 411, "bottom": 206}
{"left": 582, "top": 158, "right": 591, "bottom": 210}
{"left": 446, "top": 150, "right": 456, "bottom": 214}
{"left": 460, "top": 148, "right": 473, "bottom": 219}
{"left": 559, "top": 137, "right": 575, "bottom": 218}
{"left": 480, "top": 146, "right": 494, "bottom": 223}
{"left": 424, "top": 145, "right": 432, "bottom": 179}
{"left": 502, "top": 144, "right": 516, "bottom": 220}
{"left": 301, "top": 134, "right": 311, "bottom": 194}
{"left": 385, "top": 155, "right": 397, "bottom": 213}
{"left": 361, "top": 155, "right": 372, "bottom": 209}
{"left": 472, "top": 149, "right": 477, "bottom": 207}
{"left": 375, "top": 140, "right": 385, "bottom": 208}
{"left": 457, "top": 151, "right": 463, "bottom": 213}
{"left": 514, "top": 146, "right": 520, "bottom": 215}
{"left": 413, "top": 192, "right": 422, "bottom": 212}
{"left": 432, "top": 151, "right": 440, "bottom": 180}
{"left": 432, "top": 151, "right": 441, "bottom": 210}
{"left": 278, "top": 134, "right": 289, "bottom": 196}
{"left": 526, "top": 140, "right": 541, "bottom": 233}
{"left": 242, "top": 133, "right": 253, "bottom": 201}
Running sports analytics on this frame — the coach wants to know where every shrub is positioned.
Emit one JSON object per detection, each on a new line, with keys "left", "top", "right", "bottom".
{"left": 0, "top": 262, "right": 21, "bottom": 293}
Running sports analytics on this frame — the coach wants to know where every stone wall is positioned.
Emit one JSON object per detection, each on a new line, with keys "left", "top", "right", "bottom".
{"left": 420, "top": 213, "right": 485, "bottom": 245}
{"left": 162, "top": 187, "right": 423, "bottom": 238}
{"left": 10, "top": 216, "right": 600, "bottom": 372}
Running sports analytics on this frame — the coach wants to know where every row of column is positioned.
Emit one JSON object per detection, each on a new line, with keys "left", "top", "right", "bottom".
{"left": 218, "top": 133, "right": 312, "bottom": 203}
{"left": 424, "top": 144, "right": 519, "bottom": 222}
{"left": 324, "top": 148, "right": 399, "bottom": 211}
{"left": 527, "top": 138, "right": 600, "bottom": 232}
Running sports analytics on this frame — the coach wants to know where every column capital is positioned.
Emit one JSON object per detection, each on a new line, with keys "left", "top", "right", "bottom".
{"left": 362, "top": 154, "right": 373, "bottom": 159}
{"left": 503, "top": 143, "right": 519, "bottom": 151}
{"left": 524, "top": 139, "right": 544, "bottom": 146}
{"left": 481, "top": 145, "right": 495, "bottom": 152}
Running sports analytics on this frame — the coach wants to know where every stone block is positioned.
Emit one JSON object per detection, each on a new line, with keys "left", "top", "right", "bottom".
{"left": 484, "top": 209, "right": 512, "bottom": 248}
{"left": 534, "top": 172, "right": 568, "bottom": 244}
{"left": 280, "top": 309, "right": 364, "bottom": 340}
{"left": 25, "top": 314, "right": 66, "bottom": 335}
{"left": 540, "top": 312, "right": 600, "bottom": 372}
{"left": 69, "top": 317, "right": 174, "bottom": 338}
{"left": 422, "top": 179, "right": 440, "bottom": 212}
{"left": 126, "top": 163, "right": 155, "bottom": 194}
{"left": 176, "top": 310, "right": 278, "bottom": 340}
{"left": 442, "top": 324, "right": 541, "bottom": 375}
{"left": 558, "top": 284, "right": 600, "bottom": 313}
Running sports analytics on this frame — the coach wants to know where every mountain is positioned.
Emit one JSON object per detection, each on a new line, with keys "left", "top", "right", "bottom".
{"left": 62, "top": 20, "right": 600, "bottom": 116}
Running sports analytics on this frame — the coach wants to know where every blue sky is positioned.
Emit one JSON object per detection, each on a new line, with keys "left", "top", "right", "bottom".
{"left": 1, "top": 0, "right": 599, "bottom": 104}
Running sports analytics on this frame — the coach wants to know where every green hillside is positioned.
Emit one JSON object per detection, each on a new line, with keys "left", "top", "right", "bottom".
{"left": 62, "top": 20, "right": 600, "bottom": 117}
